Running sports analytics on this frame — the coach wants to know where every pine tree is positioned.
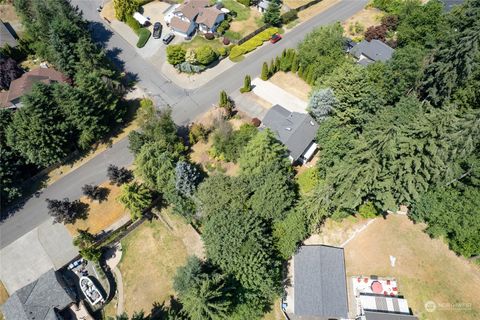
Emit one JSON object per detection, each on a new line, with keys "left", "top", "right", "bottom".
{"left": 240, "top": 75, "right": 252, "bottom": 93}
{"left": 291, "top": 55, "right": 299, "bottom": 73}
{"left": 307, "top": 88, "right": 338, "bottom": 122}
{"left": 118, "top": 182, "right": 152, "bottom": 220}
{"left": 261, "top": 62, "right": 269, "bottom": 81}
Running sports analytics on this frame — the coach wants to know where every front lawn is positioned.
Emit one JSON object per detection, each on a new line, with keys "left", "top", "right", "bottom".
{"left": 65, "top": 181, "right": 129, "bottom": 236}
{"left": 222, "top": 0, "right": 251, "bottom": 20}
{"left": 180, "top": 35, "right": 225, "bottom": 51}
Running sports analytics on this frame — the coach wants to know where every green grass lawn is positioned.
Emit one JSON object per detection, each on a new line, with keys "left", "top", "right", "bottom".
{"left": 222, "top": 0, "right": 251, "bottom": 20}
{"left": 180, "top": 35, "right": 225, "bottom": 51}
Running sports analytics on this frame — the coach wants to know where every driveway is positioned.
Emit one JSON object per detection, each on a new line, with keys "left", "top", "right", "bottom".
{"left": 251, "top": 77, "right": 308, "bottom": 113}
{"left": 0, "top": 219, "right": 77, "bottom": 293}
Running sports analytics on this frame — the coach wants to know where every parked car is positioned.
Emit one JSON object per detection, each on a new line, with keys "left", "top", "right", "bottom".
{"left": 270, "top": 34, "right": 282, "bottom": 44}
{"left": 153, "top": 22, "right": 162, "bottom": 39}
{"left": 162, "top": 33, "right": 175, "bottom": 44}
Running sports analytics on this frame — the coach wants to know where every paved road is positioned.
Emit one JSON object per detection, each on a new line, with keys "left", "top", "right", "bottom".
{"left": 0, "top": 0, "right": 368, "bottom": 248}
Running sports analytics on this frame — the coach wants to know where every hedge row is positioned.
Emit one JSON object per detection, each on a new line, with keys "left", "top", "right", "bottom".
{"left": 229, "top": 27, "right": 279, "bottom": 60}
{"left": 137, "top": 28, "right": 151, "bottom": 48}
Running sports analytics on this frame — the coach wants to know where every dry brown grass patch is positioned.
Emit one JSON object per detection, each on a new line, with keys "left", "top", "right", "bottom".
{"left": 269, "top": 72, "right": 311, "bottom": 102}
{"left": 344, "top": 214, "right": 480, "bottom": 320}
{"left": 66, "top": 182, "right": 129, "bottom": 236}
{"left": 118, "top": 213, "right": 197, "bottom": 316}
{"left": 297, "top": 0, "right": 341, "bottom": 22}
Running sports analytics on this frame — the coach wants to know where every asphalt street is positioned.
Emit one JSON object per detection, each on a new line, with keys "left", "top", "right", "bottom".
{"left": 0, "top": 0, "right": 368, "bottom": 248}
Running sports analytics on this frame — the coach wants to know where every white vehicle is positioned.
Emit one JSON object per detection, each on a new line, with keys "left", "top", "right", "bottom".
{"left": 80, "top": 277, "right": 104, "bottom": 305}
{"left": 133, "top": 12, "right": 149, "bottom": 26}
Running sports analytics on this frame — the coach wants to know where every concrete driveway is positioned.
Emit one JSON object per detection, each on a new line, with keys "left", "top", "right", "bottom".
{"left": 0, "top": 219, "right": 77, "bottom": 294}
{"left": 251, "top": 78, "right": 308, "bottom": 113}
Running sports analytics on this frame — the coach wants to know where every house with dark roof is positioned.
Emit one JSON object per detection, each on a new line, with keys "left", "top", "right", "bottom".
{"left": 1, "top": 269, "right": 76, "bottom": 320}
{"left": 350, "top": 39, "right": 394, "bottom": 65}
{"left": 0, "top": 67, "right": 68, "bottom": 109}
{"left": 0, "top": 20, "right": 18, "bottom": 48}
{"left": 261, "top": 105, "right": 319, "bottom": 164}
{"left": 167, "top": 0, "right": 224, "bottom": 37}
{"left": 283, "top": 245, "right": 349, "bottom": 319}
{"left": 442, "top": 0, "right": 464, "bottom": 11}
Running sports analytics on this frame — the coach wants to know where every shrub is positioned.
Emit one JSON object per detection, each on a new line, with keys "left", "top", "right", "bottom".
{"left": 195, "top": 45, "right": 218, "bottom": 65}
{"left": 126, "top": 15, "right": 141, "bottom": 34}
{"left": 281, "top": 9, "right": 297, "bottom": 24}
{"left": 229, "top": 27, "right": 279, "bottom": 60}
{"left": 205, "top": 33, "right": 215, "bottom": 40}
{"left": 189, "top": 123, "right": 209, "bottom": 144}
{"left": 240, "top": 75, "right": 252, "bottom": 93}
{"left": 364, "top": 24, "right": 388, "bottom": 42}
{"left": 217, "top": 20, "right": 230, "bottom": 35}
{"left": 251, "top": 118, "right": 261, "bottom": 127}
{"left": 167, "top": 45, "right": 186, "bottom": 65}
{"left": 217, "top": 47, "right": 228, "bottom": 57}
{"left": 136, "top": 28, "right": 151, "bottom": 48}
{"left": 381, "top": 14, "right": 399, "bottom": 30}
{"left": 358, "top": 202, "right": 379, "bottom": 219}
{"left": 176, "top": 61, "right": 206, "bottom": 73}
{"left": 223, "top": 37, "right": 231, "bottom": 45}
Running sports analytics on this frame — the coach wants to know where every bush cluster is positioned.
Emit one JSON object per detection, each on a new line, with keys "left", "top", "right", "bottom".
{"left": 126, "top": 15, "right": 141, "bottom": 33}
{"left": 281, "top": 9, "right": 298, "bottom": 24}
{"left": 136, "top": 28, "right": 151, "bottom": 48}
{"left": 229, "top": 27, "right": 279, "bottom": 60}
{"left": 175, "top": 61, "right": 206, "bottom": 74}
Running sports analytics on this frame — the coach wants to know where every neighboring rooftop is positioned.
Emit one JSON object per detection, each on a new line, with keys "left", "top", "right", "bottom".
{"left": 175, "top": 0, "right": 210, "bottom": 20}
{"left": 0, "top": 20, "right": 18, "bottom": 48}
{"left": 364, "top": 310, "right": 419, "bottom": 320}
{"left": 442, "top": 0, "right": 464, "bottom": 11}
{"left": 0, "top": 67, "right": 68, "bottom": 109}
{"left": 261, "top": 105, "right": 319, "bottom": 161}
{"left": 1, "top": 269, "right": 75, "bottom": 320}
{"left": 196, "top": 6, "right": 223, "bottom": 28}
{"left": 291, "top": 245, "right": 349, "bottom": 319}
{"left": 350, "top": 39, "right": 394, "bottom": 64}
{"left": 170, "top": 16, "right": 193, "bottom": 34}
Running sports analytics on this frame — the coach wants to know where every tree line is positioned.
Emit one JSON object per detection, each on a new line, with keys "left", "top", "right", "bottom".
{"left": 1, "top": 0, "right": 125, "bottom": 207}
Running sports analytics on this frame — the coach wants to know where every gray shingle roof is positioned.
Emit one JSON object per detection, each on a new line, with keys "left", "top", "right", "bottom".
{"left": 442, "top": 0, "right": 464, "bottom": 11}
{"left": 365, "top": 311, "right": 419, "bottom": 320}
{"left": 350, "top": 39, "right": 394, "bottom": 63}
{"left": 293, "top": 245, "right": 349, "bottom": 318}
{"left": 0, "top": 21, "right": 18, "bottom": 48}
{"left": 261, "top": 105, "right": 319, "bottom": 161}
{"left": 1, "top": 269, "right": 75, "bottom": 320}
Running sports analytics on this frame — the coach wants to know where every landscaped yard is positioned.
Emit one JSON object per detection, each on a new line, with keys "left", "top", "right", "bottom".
{"left": 342, "top": 7, "right": 384, "bottom": 39}
{"left": 65, "top": 181, "right": 129, "bottom": 236}
{"left": 115, "top": 211, "right": 203, "bottom": 316}
{"left": 180, "top": 35, "right": 226, "bottom": 52}
{"left": 344, "top": 214, "right": 480, "bottom": 320}
{"left": 223, "top": 0, "right": 264, "bottom": 38}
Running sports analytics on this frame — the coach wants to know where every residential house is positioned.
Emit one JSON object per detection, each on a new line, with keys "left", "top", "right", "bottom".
{"left": 283, "top": 245, "right": 349, "bottom": 319}
{"left": 261, "top": 105, "right": 319, "bottom": 164}
{"left": 0, "top": 67, "right": 68, "bottom": 109}
{"left": 167, "top": 0, "right": 224, "bottom": 37}
{"left": 0, "top": 20, "right": 18, "bottom": 48}
{"left": 1, "top": 269, "right": 78, "bottom": 320}
{"left": 350, "top": 39, "right": 394, "bottom": 65}
{"left": 257, "top": 0, "right": 270, "bottom": 12}
{"left": 443, "top": 0, "right": 464, "bottom": 11}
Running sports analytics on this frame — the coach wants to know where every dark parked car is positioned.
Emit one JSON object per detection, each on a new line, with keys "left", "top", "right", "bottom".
{"left": 270, "top": 34, "right": 282, "bottom": 44}
{"left": 153, "top": 22, "right": 162, "bottom": 39}
{"left": 162, "top": 33, "right": 175, "bottom": 44}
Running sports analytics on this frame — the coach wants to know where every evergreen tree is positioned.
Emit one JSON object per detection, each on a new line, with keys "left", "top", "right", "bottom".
{"left": 6, "top": 83, "right": 72, "bottom": 166}
{"left": 118, "top": 182, "right": 152, "bottom": 220}
{"left": 175, "top": 161, "right": 202, "bottom": 196}
{"left": 307, "top": 88, "right": 338, "bottom": 122}
{"left": 263, "top": 0, "right": 281, "bottom": 25}
{"left": 240, "top": 75, "right": 252, "bottom": 93}
{"left": 114, "top": 0, "right": 138, "bottom": 21}
{"left": 261, "top": 62, "right": 269, "bottom": 80}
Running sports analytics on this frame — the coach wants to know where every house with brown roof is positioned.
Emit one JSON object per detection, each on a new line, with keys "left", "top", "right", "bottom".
{"left": 166, "top": 0, "right": 225, "bottom": 37}
{"left": 0, "top": 67, "right": 68, "bottom": 109}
